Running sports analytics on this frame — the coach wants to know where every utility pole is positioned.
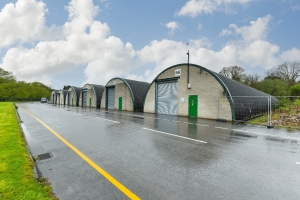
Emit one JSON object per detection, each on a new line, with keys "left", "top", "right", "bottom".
{"left": 187, "top": 43, "right": 190, "bottom": 88}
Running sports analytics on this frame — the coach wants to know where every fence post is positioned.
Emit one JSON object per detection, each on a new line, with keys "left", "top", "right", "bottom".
{"left": 267, "top": 96, "right": 274, "bottom": 128}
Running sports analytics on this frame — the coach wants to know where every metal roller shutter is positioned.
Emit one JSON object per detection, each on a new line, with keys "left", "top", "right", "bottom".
{"left": 82, "top": 89, "right": 87, "bottom": 107}
{"left": 107, "top": 87, "right": 115, "bottom": 109}
{"left": 157, "top": 81, "right": 178, "bottom": 115}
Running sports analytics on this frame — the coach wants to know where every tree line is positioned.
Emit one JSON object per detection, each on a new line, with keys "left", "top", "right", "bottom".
{"left": 0, "top": 68, "right": 51, "bottom": 101}
{"left": 219, "top": 62, "right": 300, "bottom": 96}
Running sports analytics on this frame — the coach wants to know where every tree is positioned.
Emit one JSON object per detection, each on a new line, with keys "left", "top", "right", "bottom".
{"left": 290, "top": 83, "right": 300, "bottom": 96}
{"left": 219, "top": 66, "right": 246, "bottom": 82}
{"left": 243, "top": 74, "right": 261, "bottom": 89}
{"left": 0, "top": 68, "right": 51, "bottom": 101}
{"left": 259, "top": 79, "right": 290, "bottom": 96}
{"left": 0, "top": 68, "right": 16, "bottom": 83}
{"left": 266, "top": 62, "right": 300, "bottom": 85}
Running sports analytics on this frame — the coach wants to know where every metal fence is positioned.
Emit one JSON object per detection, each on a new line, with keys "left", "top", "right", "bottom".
{"left": 217, "top": 96, "right": 300, "bottom": 128}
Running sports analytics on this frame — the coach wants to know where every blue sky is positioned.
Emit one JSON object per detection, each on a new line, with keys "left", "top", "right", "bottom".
{"left": 0, "top": 0, "right": 299, "bottom": 89}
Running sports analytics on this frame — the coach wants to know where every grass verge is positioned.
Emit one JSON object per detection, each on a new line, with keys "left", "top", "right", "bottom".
{"left": 0, "top": 102, "right": 57, "bottom": 199}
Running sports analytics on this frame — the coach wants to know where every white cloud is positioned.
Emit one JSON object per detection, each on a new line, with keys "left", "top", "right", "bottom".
{"left": 0, "top": 0, "right": 299, "bottom": 89}
{"left": 127, "top": 15, "right": 300, "bottom": 81}
{"left": 219, "top": 29, "right": 232, "bottom": 36}
{"left": 0, "top": 0, "right": 47, "bottom": 48}
{"left": 0, "top": 0, "right": 135, "bottom": 85}
{"left": 176, "top": 0, "right": 254, "bottom": 17}
{"left": 165, "top": 21, "right": 180, "bottom": 36}
{"left": 228, "top": 15, "right": 272, "bottom": 42}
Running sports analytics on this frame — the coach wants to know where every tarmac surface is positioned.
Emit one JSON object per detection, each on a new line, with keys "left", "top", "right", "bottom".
{"left": 16, "top": 102, "right": 300, "bottom": 200}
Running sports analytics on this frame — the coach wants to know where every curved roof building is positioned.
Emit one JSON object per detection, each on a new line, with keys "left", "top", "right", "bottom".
{"left": 50, "top": 90, "right": 58, "bottom": 104}
{"left": 79, "top": 84, "right": 105, "bottom": 108}
{"left": 144, "top": 63, "right": 277, "bottom": 122}
{"left": 66, "top": 86, "right": 81, "bottom": 106}
{"left": 101, "top": 78, "right": 150, "bottom": 112}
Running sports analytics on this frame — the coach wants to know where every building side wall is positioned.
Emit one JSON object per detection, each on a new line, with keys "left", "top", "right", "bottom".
{"left": 144, "top": 84, "right": 155, "bottom": 113}
{"left": 68, "top": 89, "right": 77, "bottom": 106}
{"left": 144, "top": 65, "right": 232, "bottom": 120}
{"left": 60, "top": 92, "right": 64, "bottom": 105}
{"left": 115, "top": 82, "right": 133, "bottom": 111}
{"left": 100, "top": 88, "right": 106, "bottom": 108}
{"left": 56, "top": 92, "right": 63, "bottom": 105}
{"left": 50, "top": 92, "right": 56, "bottom": 104}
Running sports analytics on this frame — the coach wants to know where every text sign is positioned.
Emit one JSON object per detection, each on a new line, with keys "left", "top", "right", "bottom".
{"left": 175, "top": 69, "right": 181, "bottom": 76}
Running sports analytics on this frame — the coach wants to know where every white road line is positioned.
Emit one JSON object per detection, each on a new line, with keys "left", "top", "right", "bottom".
{"left": 232, "top": 129, "right": 249, "bottom": 133}
{"left": 197, "top": 124, "right": 209, "bottom": 127}
{"left": 172, "top": 120, "right": 181, "bottom": 123}
{"left": 183, "top": 122, "right": 193, "bottom": 124}
{"left": 143, "top": 128, "right": 207, "bottom": 144}
{"left": 215, "top": 127, "right": 228, "bottom": 130}
{"left": 296, "top": 162, "right": 300, "bottom": 165}
{"left": 96, "top": 117, "right": 120, "bottom": 123}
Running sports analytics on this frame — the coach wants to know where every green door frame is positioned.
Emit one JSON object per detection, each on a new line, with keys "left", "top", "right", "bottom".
{"left": 119, "top": 97, "right": 122, "bottom": 110}
{"left": 188, "top": 95, "right": 198, "bottom": 117}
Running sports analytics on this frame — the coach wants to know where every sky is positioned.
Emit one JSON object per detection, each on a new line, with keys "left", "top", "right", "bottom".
{"left": 0, "top": 0, "right": 299, "bottom": 89}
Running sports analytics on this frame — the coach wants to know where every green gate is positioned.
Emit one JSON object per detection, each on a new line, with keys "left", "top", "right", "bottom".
{"left": 119, "top": 97, "right": 122, "bottom": 110}
{"left": 188, "top": 95, "right": 198, "bottom": 117}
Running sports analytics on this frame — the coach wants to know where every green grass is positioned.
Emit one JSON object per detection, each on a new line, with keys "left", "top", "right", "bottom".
{"left": 0, "top": 103, "right": 56, "bottom": 200}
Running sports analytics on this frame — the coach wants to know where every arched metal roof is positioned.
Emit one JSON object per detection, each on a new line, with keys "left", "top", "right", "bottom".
{"left": 69, "top": 86, "right": 81, "bottom": 104}
{"left": 105, "top": 78, "right": 150, "bottom": 112}
{"left": 146, "top": 63, "right": 277, "bottom": 121}
{"left": 82, "top": 84, "right": 105, "bottom": 108}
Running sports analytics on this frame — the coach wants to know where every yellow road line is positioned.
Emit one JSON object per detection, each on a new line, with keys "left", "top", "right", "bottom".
{"left": 19, "top": 105, "right": 140, "bottom": 200}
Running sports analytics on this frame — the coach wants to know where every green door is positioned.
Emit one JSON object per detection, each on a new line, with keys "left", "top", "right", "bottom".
{"left": 89, "top": 98, "right": 92, "bottom": 107}
{"left": 119, "top": 97, "right": 122, "bottom": 110}
{"left": 72, "top": 98, "right": 74, "bottom": 106}
{"left": 188, "top": 95, "right": 198, "bottom": 117}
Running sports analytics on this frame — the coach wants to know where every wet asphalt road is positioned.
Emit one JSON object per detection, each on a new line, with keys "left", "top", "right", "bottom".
{"left": 17, "top": 102, "right": 300, "bottom": 200}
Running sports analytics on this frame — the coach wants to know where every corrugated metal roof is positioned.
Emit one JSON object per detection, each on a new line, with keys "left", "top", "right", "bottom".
{"left": 211, "top": 72, "right": 278, "bottom": 121}
{"left": 123, "top": 79, "right": 150, "bottom": 112}
{"left": 90, "top": 84, "right": 105, "bottom": 108}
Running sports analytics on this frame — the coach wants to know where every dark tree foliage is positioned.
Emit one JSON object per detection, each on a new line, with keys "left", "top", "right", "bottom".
{"left": 0, "top": 68, "right": 52, "bottom": 101}
{"left": 290, "top": 83, "right": 300, "bottom": 96}
{"left": 258, "top": 79, "right": 290, "bottom": 96}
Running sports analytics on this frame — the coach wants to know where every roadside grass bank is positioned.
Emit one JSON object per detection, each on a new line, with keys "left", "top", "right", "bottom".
{"left": 247, "top": 112, "right": 300, "bottom": 130}
{"left": 0, "top": 102, "right": 56, "bottom": 199}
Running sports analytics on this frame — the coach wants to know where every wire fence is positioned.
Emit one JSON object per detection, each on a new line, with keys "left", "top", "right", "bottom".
{"left": 217, "top": 96, "right": 300, "bottom": 128}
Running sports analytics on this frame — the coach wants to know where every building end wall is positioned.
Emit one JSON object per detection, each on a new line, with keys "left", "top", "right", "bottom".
{"left": 144, "top": 65, "right": 232, "bottom": 120}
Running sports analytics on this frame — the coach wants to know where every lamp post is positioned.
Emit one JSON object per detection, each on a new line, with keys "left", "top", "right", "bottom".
{"left": 187, "top": 49, "right": 190, "bottom": 86}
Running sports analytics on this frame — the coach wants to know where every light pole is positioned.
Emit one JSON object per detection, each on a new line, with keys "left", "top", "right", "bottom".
{"left": 187, "top": 43, "right": 190, "bottom": 88}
